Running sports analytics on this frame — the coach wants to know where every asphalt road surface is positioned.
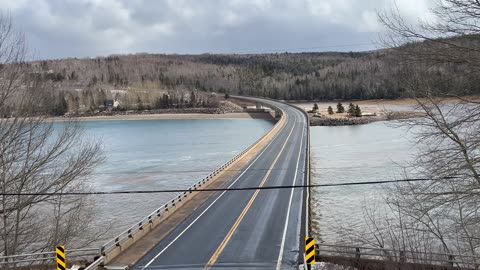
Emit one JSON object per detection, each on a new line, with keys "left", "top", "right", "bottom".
{"left": 133, "top": 97, "right": 308, "bottom": 270}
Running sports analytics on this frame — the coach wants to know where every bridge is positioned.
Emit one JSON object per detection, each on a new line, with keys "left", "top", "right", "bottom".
{"left": 3, "top": 97, "right": 479, "bottom": 270}
{"left": 93, "top": 96, "right": 310, "bottom": 269}
{"left": 0, "top": 96, "right": 310, "bottom": 269}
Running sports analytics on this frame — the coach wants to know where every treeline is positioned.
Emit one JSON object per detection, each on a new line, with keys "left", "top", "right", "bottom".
{"left": 16, "top": 87, "right": 221, "bottom": 117}
{"left": 24, "top": 36, "right": 480, "bottom": 115}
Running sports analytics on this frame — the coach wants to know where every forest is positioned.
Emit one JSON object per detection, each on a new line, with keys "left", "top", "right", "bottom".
{"left": 17, "top": 34, "right": 480, "bottom": 116}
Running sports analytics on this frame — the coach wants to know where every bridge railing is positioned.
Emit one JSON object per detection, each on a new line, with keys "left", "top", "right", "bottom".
{"left": 317, "top": 243, "right": 480, "bottom": 269}
{"left": 0, "top": 248, "right": 99, "bottom": 268}
{"left": 287, "top": 103, "right": 310, "bottom": 234}
{"left": 281, "top": 102, "right": 311, "bottom": 270}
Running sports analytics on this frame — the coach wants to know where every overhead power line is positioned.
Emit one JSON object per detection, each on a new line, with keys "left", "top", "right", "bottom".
{"left": 0, "top": 176, "right": 459, "bottom": 196}
{"left": 90, "top": 165, "right": 409, "bottom": 175}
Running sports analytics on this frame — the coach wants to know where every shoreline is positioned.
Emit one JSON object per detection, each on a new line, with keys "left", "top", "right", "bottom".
{"left": 287, "top": 95, "right": 480, "bottom": 106}
{"left": 49, "top": 112, "right": 275, "bottom": 122}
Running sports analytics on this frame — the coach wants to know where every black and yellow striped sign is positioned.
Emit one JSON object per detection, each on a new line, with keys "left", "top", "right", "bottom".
{"left": 56, "top": 245, "right": 66, "bottom": 270}
{"left": 305, "top": 237, "right": 315, "bottom": 264}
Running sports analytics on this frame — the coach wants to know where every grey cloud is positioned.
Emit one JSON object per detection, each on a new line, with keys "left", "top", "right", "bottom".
{"left": 0, "top": 0, "right": 433, "bottom": 59}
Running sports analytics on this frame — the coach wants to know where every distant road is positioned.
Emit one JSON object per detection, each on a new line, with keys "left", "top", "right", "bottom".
{"left": 133, "top": 97, "right": 308, "bottom": 269}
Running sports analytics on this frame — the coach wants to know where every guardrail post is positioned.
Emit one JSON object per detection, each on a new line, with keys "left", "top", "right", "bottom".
{"left": 354, "top": 247, "right": 361, "bottom": 269}
{"left": 448, "top": 255, "right": 454, "bottom": 267}
{"left": 400, "top": 251, "right": 406, "bottom": 263}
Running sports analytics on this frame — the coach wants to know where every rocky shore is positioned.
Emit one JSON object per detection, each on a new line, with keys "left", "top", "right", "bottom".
{"left": 309, "top": 111, "right": 425, "bottom": 126}
{"left": 310, "top": 116, "right": 380, "bottom": 126}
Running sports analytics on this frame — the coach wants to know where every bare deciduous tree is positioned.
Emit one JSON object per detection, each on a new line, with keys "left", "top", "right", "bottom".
{"left": 0, "top": 12, "right": 104, "bottom": 261}
{"left": 341, "top": 0, "right": 480, "bottom": 265}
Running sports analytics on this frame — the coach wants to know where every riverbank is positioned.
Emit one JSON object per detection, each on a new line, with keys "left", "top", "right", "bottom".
{"left": 292, "top": 99, "right": 427, "bottom": 126}
{"left": 289, "top": 95, "right": 480, "bottom": 106}
{"left": 308, "top": 110, "right": 425, "bottom": 126}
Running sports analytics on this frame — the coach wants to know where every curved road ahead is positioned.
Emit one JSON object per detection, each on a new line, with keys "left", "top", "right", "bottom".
{"left": 133, "top": 97, "right": 308, "bottom": 269}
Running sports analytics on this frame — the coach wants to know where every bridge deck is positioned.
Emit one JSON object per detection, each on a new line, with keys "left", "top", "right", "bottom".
{"left": 110, "top": 98, "right": 309, "bottom": 270}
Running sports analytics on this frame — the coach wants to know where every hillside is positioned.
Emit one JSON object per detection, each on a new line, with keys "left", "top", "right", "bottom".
{"left": 21, "top": 37, "right": 480, "bottom": 115}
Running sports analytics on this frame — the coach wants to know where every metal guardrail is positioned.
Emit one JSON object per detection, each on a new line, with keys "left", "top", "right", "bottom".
{"left": 0, "top": 248, "right": 99, "bottom": 268}
{"left": 317, "top": 243, "right": 480, "bottom": 268}
{"left": 84, "top": 255, "right": 105, "bottom": 270}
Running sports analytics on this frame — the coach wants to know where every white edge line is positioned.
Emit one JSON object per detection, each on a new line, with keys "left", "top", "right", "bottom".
{"left": 143, "top": 106, "right": 289, "bottom": 269}
{"left": 276, "top": 109, "right": 306, "bottom": 270}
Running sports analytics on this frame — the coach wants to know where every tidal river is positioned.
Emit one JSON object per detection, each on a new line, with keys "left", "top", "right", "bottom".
{"left": 75, "top": 118, "right": 274, "bottom": 243}
{"left": 310, "top": 121, "right": 416, "bottom": 243}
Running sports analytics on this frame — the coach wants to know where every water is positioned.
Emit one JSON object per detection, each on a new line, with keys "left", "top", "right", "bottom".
{"left": 310, "top": 121, "right": 416, "bottom": 243}
{"left": 75, "top": 119, "right": 274, "bottom": 242}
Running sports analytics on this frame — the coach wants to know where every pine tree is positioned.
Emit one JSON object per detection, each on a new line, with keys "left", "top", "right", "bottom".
{"left": 137, "top": 96, "right": 144, "bottom": 111}
{"left": 327, "top": 106, "right": 334, "bottom": 115}
{"left": 347, "top": 103, "right": 355, "bottom": 116}
{"left": 190, "top": 90, "right": 197, "bottom": 108}
{"left": 354, "top": 105, "right": 362, "bottom": 117}
{"left": 336, "top": 102, "right": 344, "bottom": 113}
{"left": 52, "top": 91, "right": 68, "bottom": 116}
{"left": 95, "top": 89, "right": 107, "bottom": 107}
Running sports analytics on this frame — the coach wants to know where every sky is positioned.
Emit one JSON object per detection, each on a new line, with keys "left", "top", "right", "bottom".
{"left": 0, "top": 0, "right": 435, "bottom": 59}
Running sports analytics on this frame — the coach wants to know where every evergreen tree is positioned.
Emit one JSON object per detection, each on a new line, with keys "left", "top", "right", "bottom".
{"left": 52, "top": 91, "right": 68, "bottom": 116}
{"left": 327, "top": 106, "right": 334, "bottom": 115}
{"left": 347, "top": 103, "right": 355, "bottom": 116}
{"left": 336, "top": 102, "right": 344, "bottom": 113}
{"left": 162, "top": 94, "right": 170, "bottom": 108}
{"left": 354, "top": 105, "right": 362, "bottom": 117}
{"left": 225, "top": 93, "right": 230, "bottom": 99}
{"left": 190, "top": 90, "right": 197, "bottom": 108}
{"left": 95, "top": 89, "right": 107, "bottom": 107}
{"left": 136, "top": 96, "right": 144, "bottom": 111}
{"left": 313, "top": 103, "right": 319, "bottom": 111}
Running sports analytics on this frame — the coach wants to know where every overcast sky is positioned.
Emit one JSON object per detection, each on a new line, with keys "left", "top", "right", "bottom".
{"left": 0, "top": 0, "right": 434, "bottom": 59}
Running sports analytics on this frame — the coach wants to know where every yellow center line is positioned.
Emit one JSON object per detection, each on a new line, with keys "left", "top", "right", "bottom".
{"left": 204, "top": 116, "right": 297, "bottom": 269}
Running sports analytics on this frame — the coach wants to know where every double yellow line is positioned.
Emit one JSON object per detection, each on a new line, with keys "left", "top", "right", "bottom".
{"left": 204, "top": 117, "right": 297, "bottom": 269}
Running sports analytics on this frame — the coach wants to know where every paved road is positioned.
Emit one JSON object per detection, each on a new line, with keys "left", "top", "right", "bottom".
{"left": 133, "top": 97, "right": 308, "bottom": 269}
